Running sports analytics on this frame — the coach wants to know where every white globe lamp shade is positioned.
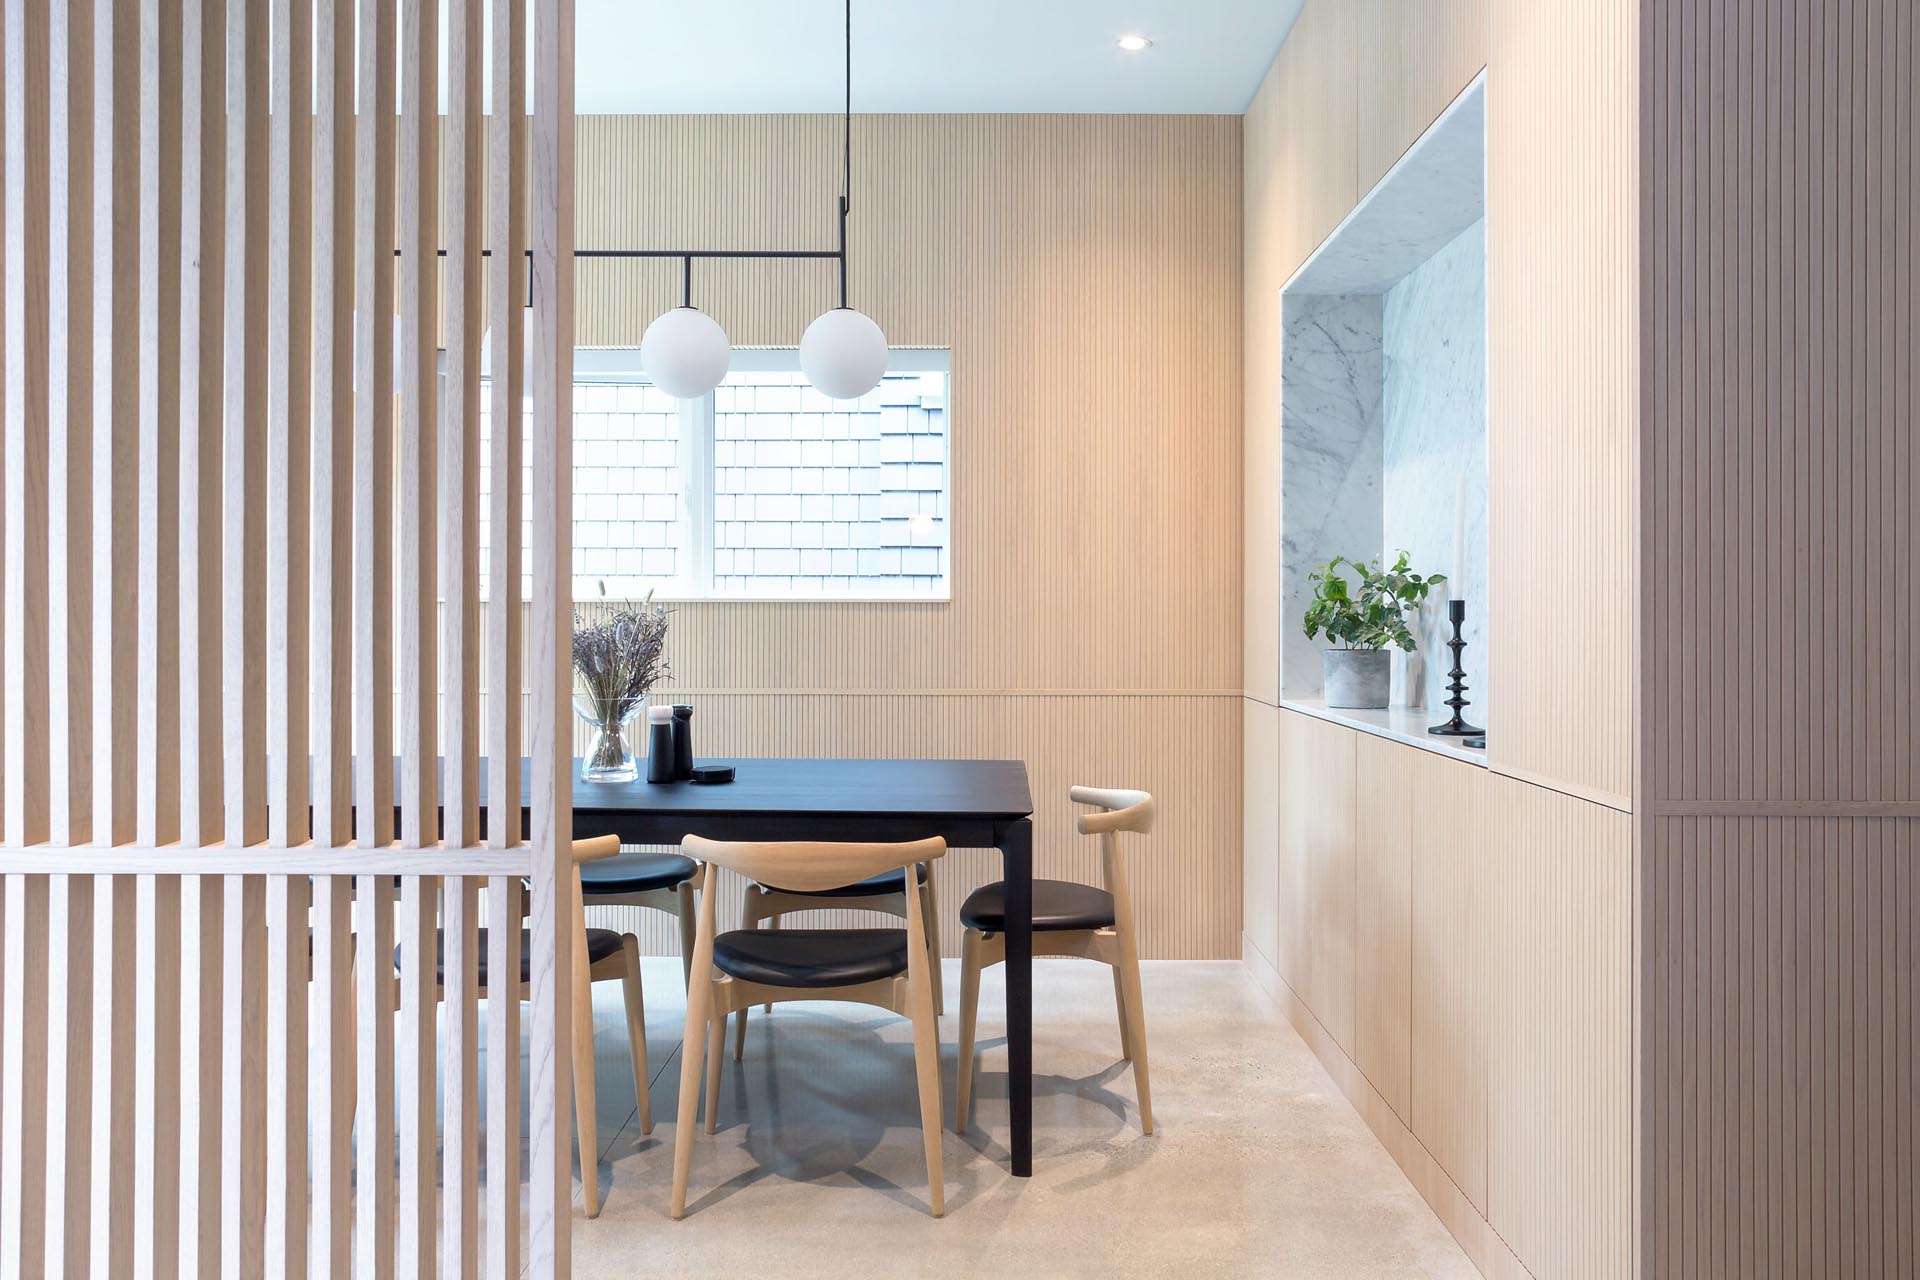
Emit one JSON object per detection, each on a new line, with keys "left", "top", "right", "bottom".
{"left": 640, "top": 306, "right": 731, "bottom": 399}
{"left": 800, "top": 307, "right": 887, "bottom": 400}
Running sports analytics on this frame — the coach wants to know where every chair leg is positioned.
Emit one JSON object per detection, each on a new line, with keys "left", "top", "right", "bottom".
{"left": 732, "top": 888, "right": 760, "bottom": 1056}
{"left": 619, "top": 935, "right": 652, "bottom": 1135}
{"left": 761, "top": 913, "right": 781, "bottom": 1015}
{"left": 954, "top": 928, "right": 983, "bottom": 1132}
{"left": 572, "top": 965, "right": 602, "bottom": 1218}
{"left": 675, "top": 881, "right": 696, "bottom": 990}
{"left": 1112, "top": 967, "right": 1132, "bottom": 1061}
{"left": 670, "top": 976, "right": 711, "bottom": 1219}
{"left": 1116, "top": 935, "right": 1153, "bottom": 1135}
{"left": 905, "top": 950, "right": 946, "bottom": 1217}
{"left": 704, "top": 1008, "right": 727, "bottom": 1134}
{"left": 921, "top": 867, "right": 945, "bottom": 1017}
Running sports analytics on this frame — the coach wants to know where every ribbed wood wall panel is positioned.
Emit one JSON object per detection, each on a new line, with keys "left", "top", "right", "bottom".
{"left": 1640, "top": 1, "right": 1920, "bottom": 1275}
{"left": 1242, "top": 4, "right": 1640, "bottom": 1275}
{"left": 1353, "top": 0, "right": 1489, "bottom": 193}
{"left": 1644, "top": 816, "right": 1916, "bottom": 1277}
{"left": 1408, "top": 751, "right": 1488, "bottom": 1213}
{"left": 1642, "top": 0, "right": 1917, "bottom": 808}
{"left": 1485, "top": 774, "right": 1634, "bottom": 1280}
{"left": 1483, "top": 0, "right": 1638, "bottom": 808}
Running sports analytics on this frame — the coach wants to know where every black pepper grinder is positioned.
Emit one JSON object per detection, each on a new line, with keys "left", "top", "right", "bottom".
{"left": 645, "top": 704, "right": 676, "bottom": 783}
{"left": 671, "top": 704, "right": 695, "bottom": 780}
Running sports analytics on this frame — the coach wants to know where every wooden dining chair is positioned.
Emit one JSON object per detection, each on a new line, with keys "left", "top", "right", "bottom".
{"left": 671, "top": 834, "right": 950, "bottom": 1220}
{"left": 578, "top": 848, "right": 700, "bottom": 986}
{"left": 387, "top": 834, "right": 651, "bottom": 1220}
{"left": 728, "top": 860, "right": 943, "bottom": 1060}
{"left": 954, "top": 786, "right": 1155, "bottom": 1136}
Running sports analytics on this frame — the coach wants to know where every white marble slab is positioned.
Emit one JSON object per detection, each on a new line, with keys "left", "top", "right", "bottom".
{"left": 1279, "top": 697, "right": 1489, "bottom": 767}
{"left": 1280, "top": 293, "right": 1383, "bottom": 698}
{"left": 1383, "top": 217, "right": 1489, "bottom": 716}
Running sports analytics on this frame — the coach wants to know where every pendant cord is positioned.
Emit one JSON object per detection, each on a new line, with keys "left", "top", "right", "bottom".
{"left": 838, "top": 0, "right": 851, "bottom": 309}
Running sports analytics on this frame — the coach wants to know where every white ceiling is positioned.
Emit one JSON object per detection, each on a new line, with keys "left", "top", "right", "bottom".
{"left": 566, "top": 0, "right": 1307, "bottom": 115}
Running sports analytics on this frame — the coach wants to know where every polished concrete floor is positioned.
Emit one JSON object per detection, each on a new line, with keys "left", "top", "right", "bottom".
{"left": 558, "top": 956, "right": 1477, "bottom": 1278}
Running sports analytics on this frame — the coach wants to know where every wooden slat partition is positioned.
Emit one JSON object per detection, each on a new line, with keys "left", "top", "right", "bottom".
{"left": 0, "top": 0, "right": 570, "bottom": 1269}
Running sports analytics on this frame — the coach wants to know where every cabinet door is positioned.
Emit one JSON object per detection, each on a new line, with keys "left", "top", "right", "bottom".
{"left": 1354, "top": 734, "right": 1414, "bottom": 1121}
{"left": 1409, "top": 751, "right": 1489, "bottom": 1210}
{"left": 1280, "top": 713, "right": 1358, "bottom": 1054}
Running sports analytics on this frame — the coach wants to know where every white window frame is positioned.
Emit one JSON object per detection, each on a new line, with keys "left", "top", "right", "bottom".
{"left": 567, "top": 345, "right": 952, "bottom": 603}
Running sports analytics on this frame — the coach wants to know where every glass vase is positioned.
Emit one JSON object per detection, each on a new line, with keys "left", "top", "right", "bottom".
{"left": 575, "top": 695, "right": 645, "bottom": 783}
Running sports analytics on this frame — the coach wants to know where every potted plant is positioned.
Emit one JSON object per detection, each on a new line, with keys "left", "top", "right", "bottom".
{"left": 1302, "top": 551, "right": 1443, "bottom": 708}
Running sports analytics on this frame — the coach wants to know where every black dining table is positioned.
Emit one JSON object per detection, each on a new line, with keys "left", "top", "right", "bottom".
{"left": 476, "top": 755, "right": 1039, "bottom": 1178}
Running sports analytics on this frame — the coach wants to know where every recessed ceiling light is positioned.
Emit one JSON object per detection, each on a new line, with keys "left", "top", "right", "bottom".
{"left": 1116, "top": 33, "right": 1152, "bottom": 52}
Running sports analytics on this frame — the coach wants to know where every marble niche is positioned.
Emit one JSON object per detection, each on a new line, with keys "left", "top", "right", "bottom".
{"left": 1278, "top": 78, "right": 1490, "bottom": 725}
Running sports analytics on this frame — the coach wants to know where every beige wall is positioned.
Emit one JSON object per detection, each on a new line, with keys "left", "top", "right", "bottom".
{"left": 1240, "top": 2, "right": 1638, "bottom": 1276}
{"left": 1639, "top": 0, "right": 1919, "bottom": 1272}
{"left": 566, "top": 115, "right": 1245, "bottom": 960}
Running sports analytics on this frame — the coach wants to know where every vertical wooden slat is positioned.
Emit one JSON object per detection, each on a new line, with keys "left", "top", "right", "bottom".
{"left": 264, "top": 872, "right": 309, "bottom": 1277}
{"left": 219, "top": 873, "right": 265, "bottom": 1275}
{"left": 175, "top": 0, "right": 220, "bottom": 852}
{"left": 176, "top": 875, "right": 220, "bottom": 1279}
{"left": 485, "top": 875, "right": 522, "bottom": 1279}
{"left": 396, "top": 0, "right": 436, "bottom": 849}
{"left": 309, "top": 876, "right": 352, "bottom": 1277}
{"left": 266, "top": 0, "right": 311, "bottom": 849}
{"left": 529, "top": 0, "right": 576, "bottom": 1266}
{"left": 396, "top": 873, "right": 437, "bottom": 1280}
{"left": 0, "top": 875, "right": 48, "bottom": 1275}
{"left": 442, "top": 876, "right": 479, "bottom": 1278}
{"left": 354, "top": 874, "right": 397, "bottom": 1280}
{"left": 308, "top": 0, "right": 353, "bottom": 1262}
{"left": 263, "top": 0, "right": 313, "bottom": 1266}
{"left": 218, "top": 0, "right": 264, "bottom": 851}
{"left": 132, "top": 0, "right": 183, "bottom": 1252}
{"left": 310, "top": 0, "right": 351, "bottom": 852}
{"left": 486, "top": 0, "right": 526, "bottom": 850}
{"left": 443, "top": 3, "right": 482, "bottom": 1257}
{"left": 82, "top": 0, "right": 139, "bottom": 1268}
{"left": 50, "top": 0, "right": 93, "bottom": 853}
{"left": 1, "top": 0, "right": 47, "bottom": 858}
{"left": 352, "top": 0, "right": 394, "bottom": 852}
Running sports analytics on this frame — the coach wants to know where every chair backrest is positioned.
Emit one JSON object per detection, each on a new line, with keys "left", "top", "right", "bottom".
{"left": 681, "top": 835, "right": 947, "bottom": 895}
{"left": 1071, "top": 786, "right": 1154, "bottom": 836}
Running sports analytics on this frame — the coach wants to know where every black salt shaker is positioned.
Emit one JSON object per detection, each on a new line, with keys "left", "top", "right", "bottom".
{"left": 646, "top": 704, "right": 676, "bottom": 783}
{"left": 671, "top": 704, "right": 694, "bottom": 780}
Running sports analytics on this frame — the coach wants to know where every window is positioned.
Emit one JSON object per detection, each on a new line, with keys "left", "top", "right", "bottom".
{"left": 477, "top": 348, "right": 951, "bottom": 601}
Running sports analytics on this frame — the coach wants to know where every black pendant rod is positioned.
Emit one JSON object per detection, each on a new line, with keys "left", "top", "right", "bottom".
{"left": 398, "top": 1, "right": 859, "bottom": 311}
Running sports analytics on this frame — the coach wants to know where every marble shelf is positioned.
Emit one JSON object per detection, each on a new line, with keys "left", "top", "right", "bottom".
{"left": 1277, "top": 697, "right": 1488, "bottom": 768}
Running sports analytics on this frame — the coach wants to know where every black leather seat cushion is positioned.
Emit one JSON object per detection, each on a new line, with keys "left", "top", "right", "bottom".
{"left": 959, "top": 879, "right": 1116, "bottom": 933}
{"left": 763, "top": 864, "right": 924, "bottom": 898}
{"left": 579, "top": 850, "right": 698, "bottom": 896}
{"left": 711, "top": 928, "right": 908, "bottom": 989}
{"left": 397, "top": 927, "right": 625, "bottom": 987}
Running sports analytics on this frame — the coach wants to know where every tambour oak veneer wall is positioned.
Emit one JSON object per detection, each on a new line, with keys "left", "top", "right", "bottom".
{"left": 567, "top": 115, "right": 1246, "bottom": 961}
{"left": 1241, "top": 1, "right": 1638, "bottom": 1276}
{"left": 1640, "top": 1, "right": 1919, "bottom": 1274}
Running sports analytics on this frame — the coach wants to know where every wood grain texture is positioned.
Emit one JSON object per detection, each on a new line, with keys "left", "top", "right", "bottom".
{"left": 1273, "top": 711, "right": 1355, "bottom": 1052}
{"left": 1483, "top": 0, "right": 1637, "bottom": 807}
{"left": 1485, "top": 773, "right": 1633, "bottom": 1279}
{"left": 1408, "top": 750, "right": 1487, "bottom": 1212}
{"left": 1353, "top": 0, "right": 1488, "bottom": 194}
{"left": 1240, "top": 699, "right": 1280, "bottom": 969}
{"left": 1353, "top": 732, "right": 1412, "bottom": 1123}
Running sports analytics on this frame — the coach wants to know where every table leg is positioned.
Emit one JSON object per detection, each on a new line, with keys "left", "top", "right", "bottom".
{"left": 1000, "top": 817, "right": 1033, "bottom": 1176}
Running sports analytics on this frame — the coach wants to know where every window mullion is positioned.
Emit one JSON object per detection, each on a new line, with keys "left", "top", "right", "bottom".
{"left": 677, "top": 392, "right": 715, "bottom": 592}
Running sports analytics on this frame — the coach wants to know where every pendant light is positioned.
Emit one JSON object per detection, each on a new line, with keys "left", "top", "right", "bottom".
{"left": 641, "top": 258, "right": 732, "bottom": 399}
{"left": 800, "top": 0, "right": 888, "bottom": 401}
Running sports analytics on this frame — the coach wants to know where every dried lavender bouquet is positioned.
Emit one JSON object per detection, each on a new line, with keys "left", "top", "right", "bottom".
{"left": 571, "top": 592, "right": 671, "bottom": 777}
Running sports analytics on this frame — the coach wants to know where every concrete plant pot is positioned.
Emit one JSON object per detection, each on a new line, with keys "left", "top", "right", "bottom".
{"left": 1322, "top": 649, "right": 1391, "bottom": 708}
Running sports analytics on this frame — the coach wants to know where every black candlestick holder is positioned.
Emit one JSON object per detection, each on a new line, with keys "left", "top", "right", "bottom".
{"left": 1428, "top": 598, "right": 1485, "bottom": 741}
